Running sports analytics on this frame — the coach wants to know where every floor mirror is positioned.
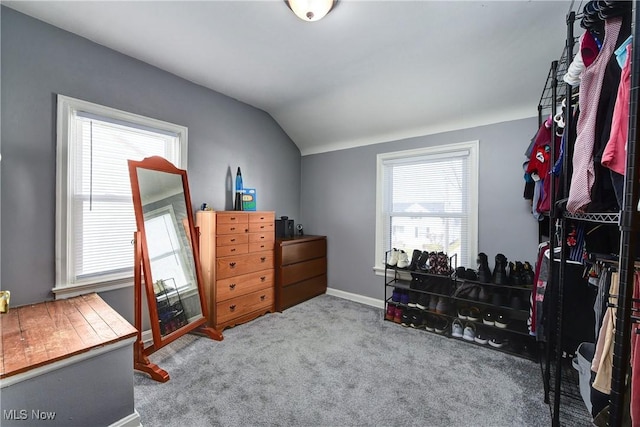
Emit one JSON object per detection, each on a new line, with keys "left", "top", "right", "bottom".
{"left": 128, "top": 156, "right": 222, "bottom": 382}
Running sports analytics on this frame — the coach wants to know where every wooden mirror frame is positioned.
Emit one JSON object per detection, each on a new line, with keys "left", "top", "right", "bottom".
{"left": 128, "top": 156, "right": 222, "bottom": 382}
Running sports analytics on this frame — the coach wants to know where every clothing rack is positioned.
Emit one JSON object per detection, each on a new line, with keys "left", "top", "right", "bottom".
{"left": 536, "top": 2, "right": 639, "bottom": 425}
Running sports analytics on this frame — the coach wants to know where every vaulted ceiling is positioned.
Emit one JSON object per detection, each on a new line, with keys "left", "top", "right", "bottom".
{"left": 4, "top": 1, "right": 572, "bottom": 155}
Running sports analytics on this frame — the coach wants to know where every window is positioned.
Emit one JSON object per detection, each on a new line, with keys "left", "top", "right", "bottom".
{"left": 55, "top": 95, "right": 187, "bottom": 297}
{"left": 375, "top": 141, "right": 479, "bottom": 273}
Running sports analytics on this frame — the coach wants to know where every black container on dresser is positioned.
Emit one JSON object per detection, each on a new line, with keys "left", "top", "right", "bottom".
{"left": 275, "top": 235, "right": 327, "bottom": 311}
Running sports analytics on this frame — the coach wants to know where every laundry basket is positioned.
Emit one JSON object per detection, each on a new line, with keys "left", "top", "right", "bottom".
{"left": 572, "top": 342, "right": 595, "bottom": 414}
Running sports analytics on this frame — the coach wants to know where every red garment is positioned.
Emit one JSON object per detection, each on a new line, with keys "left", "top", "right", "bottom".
{"left": 581, "top": 30, "right": 600, "bottom": 68}
{"left": 602, "top": 43, "right": 631, "bottom": 176}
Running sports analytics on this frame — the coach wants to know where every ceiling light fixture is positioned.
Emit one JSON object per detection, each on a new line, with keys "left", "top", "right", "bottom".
{"left": 286, "top": 0, "right": 336, "bottom": 22}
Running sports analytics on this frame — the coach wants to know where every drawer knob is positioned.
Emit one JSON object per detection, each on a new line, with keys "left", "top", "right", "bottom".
{"left": 229, "top": 262, "right": 237, "bottom": 268}
{"left": 231, "top": 248, "right": 236, "bottom": 252}
{"left": 230, "top": 227, "right": 236, "bottom": 231}
{"left": 229, "top": 304, "right": 236, "bottom": 311}
{"left": 260, "top": 236, "right": 265, "bottom": 240}
{"left": 260, "top": 225, "right": 265, "bottom": 229}
{"left": 229, "top": 283, "right": 236, "bottom": 290}
{"left": 230, "top": 217, "right": 236, "bottom": 220}
{"left": 231, "top": 238, "right": 236, "bottom": 242}
{"left": 260, "top": 257, "right": 266, "bottom": 262}
{"left": 260, "top": 276, "right": 266, "bottom": 281}
{"left": 260, "top": 295, "right": 266, "bottom": 301}
{"left": 260, "top": 245, "right": 265, "bottom": 249}
{"left": 260, "top": 217, "right": 265, "bottom": 220}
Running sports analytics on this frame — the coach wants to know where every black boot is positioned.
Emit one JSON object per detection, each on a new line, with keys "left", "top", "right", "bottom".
{"left": 477, "top": 253, "right": 491, "bottom": 283}
{"left": 493, "top": 254, "right": 507, "bottom": 285}
{"left": 409, "top": 249, "right": 422, "bottom": 271}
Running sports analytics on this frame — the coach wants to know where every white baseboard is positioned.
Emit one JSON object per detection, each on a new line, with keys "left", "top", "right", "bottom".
{"left": 325, "top": 287, "right": 384, "bottom": 309}
{"left": 109, "top": 409, "right": 141, "bottom": 427}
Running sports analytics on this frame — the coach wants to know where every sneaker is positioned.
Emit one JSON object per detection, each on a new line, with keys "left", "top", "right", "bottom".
{"left": 400, "top": 291, "right": 410, "bottom": 305}
{"left": 495, "top": 314, "right": 509, "bottom": 329}
{"left": 424, "top": 314, "right": 436, "bottom": 332}
{"left": 401, "top": 310, "right": 411, "bottom": 327}
{"left": 451, "top": 319, "right": 464, "bottom": 338}
{"left": 410, "top": 311, "right": 423, "bottom": 328}
{"left": 434, "top": 317, "right": 450, "bottom": 334}
{"left": 397, "top": 250, "right": 410, "bottom": 269}
{"left": 489, "top": 335, "right": 506, "bottom": 348}
{"left": 388, "top": 248, "right": 399, "bottom": 267}
{"left": 385, "top": 303, "right": 396, "bottom": 321}
{"left": 474, "top": 331, "right": 489, "bottom": 345}
{"left": 392, "top": 288, "right": 401, "bottom": 303}
{"left": 393, "top": 306, "right": 403, "bottom": 324}
{"left": 457, "top": 307, "right": 470, "bottom": 320}
{"left": 467, "top": 306, "right": 481, "bottom": 322}
{"left": 416, "top": 293, "right": 430, "bottom": 310}
{"left": 483, "top": 311, "right": 495, "bottom": 326}
{"left": 407, "top": 291, "right": 419, "bottom": 308}
{"left": 463, "top": 323, "right": 476, "bottom": 341}
{"left": 435, "top": 297, "right": 450, "bottom": 315}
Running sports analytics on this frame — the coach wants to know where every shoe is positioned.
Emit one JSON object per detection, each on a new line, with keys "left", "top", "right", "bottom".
{"left": 467, "top": 306, "right": 481, "bottom": 322}
{"left": 492, "top": 253, "right": 507, "bottom": 285}
{"left": 424, "top": 314, "right": 436, "bottom": 332}
{"left": 401, "top": 310, "right": 411, "bottom": 327}
{"left": 491, "top": 292, "right": 504, "bottom": 307}
{"left": 510, "top": 295, "right": 523, "bottom": 311}
{"left": 434, "top": 316, "right": 449, "bottom": 334}
{"left": 417, "top": 251, "right": 430, "bottom": 271}
{"left": 474, "top": 330, "right": 489, "bottom": 345}
{"left": 457, "top": 307, "right": 470, "bottom": 320}
{"left": 468, "top": 285, "right": 479, "bottom": 301}
{"left": 410, "top": 311, "right": 424, "bottom": 328}
{"left": 388, "top": 248, "right": 399, "bottom": 267}
{"left": 465, "top": 268, "right": 478, "bottom": 281}
{"left": 400, "top": 291, "right": 410, "bottom": 305}
{"left": 409, "top": 249, "right": 422, "bottom": 271}
{"left": 435, "top": 297, "right": 450, "bottom": 315}
{"left": 463, "top": 323, "right": 476, "bottom": 341}
{"left": 489, "top": 335, "right": 506, "bottom": 348}
{"left": 393, "top": 306, "right": 403, "bottom": 324}
{"left": 478, "top": 286, "right": 490, "bottom": 303}
{"left": 385, "top": 303, "right": 396, "bottom": 321}
{"left": 451, "top": 319, "right": 464, "bottom": 338}
{"left": 429, "top": 296, "right": 439, "bottom": 312}
{"left": 522, "top": 262, "right": 535, "bottom": 287}
{"left": 477, "top": 252, "right": 491, "bottom": 283}
{"left": 397, "top": 250, "right": 410, "bottom": 269}
{"left": 456, "top": 266, "right": 466, "bottom": 279}
{"left": 392, "top": 288, "right": 401, "bottom": 303}
{"left": 483, "top": 311, "right": 495, "bottom": 326}
{"left": 408, "top": 291, "right": 419, "bottom": 308}
{"left": 434, "top": 252, "right": 452, "bottom": 276}
{"left": 495, "top": 314, "right": 509, "bottom": 329}
{"left": 416, "top": 293, "right": 429, "bottom": 310}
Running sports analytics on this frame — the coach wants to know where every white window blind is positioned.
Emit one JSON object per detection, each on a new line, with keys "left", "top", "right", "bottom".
{"left": 55, "top": 95, "right": 187, "bottom": 296}
{"left": 375, "top": 142, "right": 478, "bottom": 271}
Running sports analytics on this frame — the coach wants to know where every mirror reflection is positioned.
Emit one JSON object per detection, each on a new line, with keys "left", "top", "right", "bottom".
{"left": 136, "top": 167, "right": 203, "bottom": 336}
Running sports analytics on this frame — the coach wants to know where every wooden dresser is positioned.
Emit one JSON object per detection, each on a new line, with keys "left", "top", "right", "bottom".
{"left": 275, "top": 235, "right": 327, "bottom": 311}
{"left": 196, "top": 210, "right": 275, "bottom": 331}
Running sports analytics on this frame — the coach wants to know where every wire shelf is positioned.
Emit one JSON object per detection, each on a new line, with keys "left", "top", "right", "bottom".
{"left": 563, "top": 211, "right": 620, "bottom": 224}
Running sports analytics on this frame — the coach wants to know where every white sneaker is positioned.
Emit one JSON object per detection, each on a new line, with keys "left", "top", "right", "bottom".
{"left": 463, "top": 323, "right": 476, "bottom": 342}
{"left": 388, "top": 248, "right": 399, "bottom": 266}
{"left": 397, "top": 250, "right": 410, "bottom": 268}
{"left": 451, "top": 319, "right": 464, "bottom": 338}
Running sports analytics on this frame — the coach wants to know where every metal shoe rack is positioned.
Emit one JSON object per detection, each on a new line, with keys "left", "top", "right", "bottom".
{"left": 538, "top": 2, "right": 640, "bottom": 426}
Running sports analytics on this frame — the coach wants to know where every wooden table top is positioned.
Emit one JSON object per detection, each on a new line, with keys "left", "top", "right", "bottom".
{"left": 1, "top": 293, "right": 137, "bottom": 379}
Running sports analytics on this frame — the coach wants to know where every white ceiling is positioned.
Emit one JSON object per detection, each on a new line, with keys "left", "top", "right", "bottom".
{"left": 4, "top": 0, "right": 572, "bottom": 155}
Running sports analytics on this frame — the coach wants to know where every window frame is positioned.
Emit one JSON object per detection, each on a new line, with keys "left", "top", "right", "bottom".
{"left": 54, "top": 95, "right": 188, "bottom": 298}
{"left": 374, "top": 141, "right": 479, "bottom": 275}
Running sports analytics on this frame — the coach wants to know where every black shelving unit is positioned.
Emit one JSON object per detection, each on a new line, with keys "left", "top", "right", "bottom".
{"left": 383, "top": 251, "right": 538, "bottom": 361}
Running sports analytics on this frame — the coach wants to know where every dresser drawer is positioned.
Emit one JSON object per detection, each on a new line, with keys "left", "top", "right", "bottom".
{"left": 217, "top": 233, "right": 249, "bottom": 247}
{"left": 249, "top": 212, "right": 275, "bottom": 223}
{"left": 217, "top": 223, "right": 249, "bottom": 235}
{"left": 217, "top": 251, "right": 274, "bottom": 279}
{"left": 216, "top": 288, "right": 274, "bottom": 324}
{"left": 249, "top": 231, "right": 275, "bottom": 243}
{"left": 249, "top": 222, "right": 274, "bottom": 233}
{"left": 250, "top": 241, "right": 274, "bottom": 253}
{"left": 281, "top": 239, "right": 327, "bottom": 265}
{"left": 217, "top": 212, "right": 248, "bottom": 225}
{"left": 216, "top": 244, "right": 249, "bottom": 258}
{"left": 280, "top": 257, "right": 327, "bottom": 287}
{"left": 216, "top": 270, "right": 274, "bottom": 301}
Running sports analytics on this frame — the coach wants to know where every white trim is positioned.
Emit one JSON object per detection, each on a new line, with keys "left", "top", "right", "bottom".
{"left": 300, "top": 109, "right": 534, "bottom": 156}
{"left": 374, "top": 140, "right": 479, "bottom": 272}
{"left": 108, "top": 410, "right": 142, "bottom": 427}
{"left": 0, "top": 336, "right": 136, "bottom": 388}
{"left": 326, "top": 287, "right": 384, "bottom": 309}
{"left": 52, "top": 279, "right": 134, "bottom": 299}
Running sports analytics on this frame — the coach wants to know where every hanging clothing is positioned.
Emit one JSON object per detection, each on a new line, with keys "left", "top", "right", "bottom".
{"left": 631, "top": 272, "right": 640, "bottom": 426}
{"left": 567, "top": 18, "right": 623, "bottom": 213}
{"left": 592, "top": 272, "right": 619, "bottom": 394}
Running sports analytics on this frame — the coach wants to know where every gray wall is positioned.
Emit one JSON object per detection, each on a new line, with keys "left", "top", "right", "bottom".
{"left": 301, "top": 117, "right": 540, "bottom": 301}
{"left": 1, "top": 7, "right": 301, "bottom": 313}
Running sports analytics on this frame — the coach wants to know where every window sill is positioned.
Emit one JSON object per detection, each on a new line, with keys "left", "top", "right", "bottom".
{"left": 52, "top": 278, "right": 133, "bottom": 299}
